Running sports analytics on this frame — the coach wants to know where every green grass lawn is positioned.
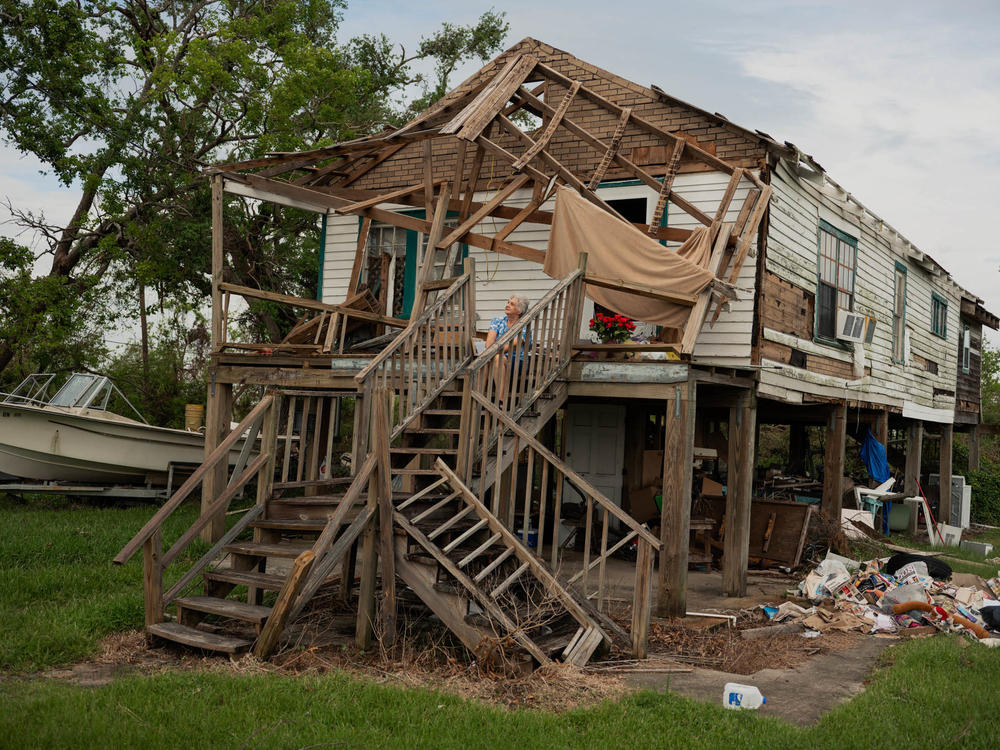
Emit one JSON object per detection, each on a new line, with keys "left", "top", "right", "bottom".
{"left": 2, "top": 496, "right": 1000, "bottom": 749}
{"left": 0, "top": 495, "right": 201, "bottom": 671}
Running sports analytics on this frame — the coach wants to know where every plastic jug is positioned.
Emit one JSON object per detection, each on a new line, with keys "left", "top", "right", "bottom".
{"left": 722, "top": 683, "right": 766, "bottom": 710}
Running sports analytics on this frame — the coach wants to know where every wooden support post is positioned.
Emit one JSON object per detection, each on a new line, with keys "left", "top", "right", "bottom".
{"left": 904, "top": 420, "right": 924, "bottom": 497}
{"left": 969, "top": 425, "right": 981, "bottom": 472}
{"left": 253, "top": 550, "right": 315, "bottom": 659}
{"left": 373, "top": 388, "right": 396, "bottom": 647}
{"left": 876, "top": 409, "right": 889, "bottom": 448}
{"left": 722, "top": 391, "right": 756, "bottom": 597}
{"left": 821, "top": 402, "right": 847, "bottom": 523}
{"left": 939, "top": 423, "right": 953, "bottom": 526}
{"left": 201, "top": 380, "right": 233, "bottom": 543}
{"left": 211, "top": 175, "right": 224, "bottom": 349}
{"left": 143, "top": 529, "right": 163, "bottom": 632}
{"left": 631, "top": 540, "right": 653, "bottom": 659}
{"left": 656, "top": 379, "right": 695, "bottom": 617}
{"left": 354, "top": 471, "right": 378, "bottom": 650}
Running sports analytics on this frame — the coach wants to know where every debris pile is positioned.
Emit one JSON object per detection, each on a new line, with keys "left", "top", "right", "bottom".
{"left": 766, "top": 552, "right": 1000, "bottom": 644}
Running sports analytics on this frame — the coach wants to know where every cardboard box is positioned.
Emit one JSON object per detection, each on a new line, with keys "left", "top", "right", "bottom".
{"left": 701, "top": 477, "right": 724, "bottom": 498}
{"left": 629, "top": 485, "right": 660, "bottom": 524}
{"left": 641, "top": 450, "right": 663, "bottom": 487}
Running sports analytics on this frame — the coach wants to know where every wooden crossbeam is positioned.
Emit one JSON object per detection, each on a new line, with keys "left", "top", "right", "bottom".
{"left": 587, "top": 107, "right": 631, "bottom": 190}
{"left": 437, "top": 174, "right": 531, "bottom": 250}
{"left": 680, "top": 222, "right": 730, "bottom": 354}
{"left": 492, "top": 184, "right": 545, "bottom": 243}
{"left": 337, "top": 180, "right": 442, "bottom": 215}
{"left": 494, "top": 115, "right": 627, "bottom": 222}
{"left": 532, "top": 62, "right": 737, "bottom": 176}
{"left": 584, "top": 274, "right": 698, "bottom": 306}
{"left": 460, "top": 140, "right": 487, "bottom": 221}
{"left": 649, "top": 139, "right": 686, "bottom": 233}
{"left": 714, "top": 168, "right": 744, "bottom": 223}
{"left": 512, "top": 81, "right": 580, "bottom": 170}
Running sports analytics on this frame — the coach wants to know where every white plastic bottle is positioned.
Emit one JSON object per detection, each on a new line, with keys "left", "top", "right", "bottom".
{"left": 722, "top": 682, "right": 766, "bottom": 710}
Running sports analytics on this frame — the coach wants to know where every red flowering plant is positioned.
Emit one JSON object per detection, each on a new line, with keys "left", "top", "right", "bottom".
{"left": 589, "top": 311, "right": 636, "bottom": 343}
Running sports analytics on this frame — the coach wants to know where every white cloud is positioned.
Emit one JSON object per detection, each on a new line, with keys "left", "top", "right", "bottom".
{"left": 730, "top": 26, "right": 1000, "bottom": 343}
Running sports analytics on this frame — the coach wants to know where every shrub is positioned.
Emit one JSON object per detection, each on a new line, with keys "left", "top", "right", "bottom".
{"left": 968, "top": 466, "right": 1000, "bottom": 525}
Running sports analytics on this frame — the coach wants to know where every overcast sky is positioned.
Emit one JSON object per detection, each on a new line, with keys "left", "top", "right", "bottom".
{"left": 2, "top": 0, "right": 998, "bottom": 344}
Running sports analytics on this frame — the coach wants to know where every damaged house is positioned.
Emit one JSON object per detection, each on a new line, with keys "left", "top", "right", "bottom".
{"left": 117, "top": 38, "right": 998, "bottom": 666}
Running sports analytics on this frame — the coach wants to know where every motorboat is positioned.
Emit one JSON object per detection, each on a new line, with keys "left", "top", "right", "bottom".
{"left": 0, "top": 373, "right": 213, "bottom": 484}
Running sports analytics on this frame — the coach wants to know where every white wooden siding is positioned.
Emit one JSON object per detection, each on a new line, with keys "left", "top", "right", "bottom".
{"left": 766, "top": 159, "right": 962, "bottom": 421}
{"left": 321, "top": 172, "right": 756, "bottom": 362}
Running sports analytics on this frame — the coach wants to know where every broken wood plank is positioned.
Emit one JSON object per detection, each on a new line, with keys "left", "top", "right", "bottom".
{"left": 649, "top": 139, "right": 686, "bottom": 233}
{"left": 589, "top": 107, "right": 631, "bottom": 191}
{"left": 512, "top": 81, "right": 581, "bottom": 170}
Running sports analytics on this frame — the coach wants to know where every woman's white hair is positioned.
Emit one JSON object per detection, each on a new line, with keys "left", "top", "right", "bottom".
{"left": 509, "top": 295, "right": 530, "bottom": 315}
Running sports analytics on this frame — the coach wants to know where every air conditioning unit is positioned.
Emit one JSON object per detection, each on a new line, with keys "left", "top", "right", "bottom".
{"left": 836, "top": 309, "right": 877, "bottom": 344}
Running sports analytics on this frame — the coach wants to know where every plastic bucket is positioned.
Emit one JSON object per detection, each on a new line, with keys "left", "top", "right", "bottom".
{"left": 184, "top": 403, "right": 205, "bottom": 432}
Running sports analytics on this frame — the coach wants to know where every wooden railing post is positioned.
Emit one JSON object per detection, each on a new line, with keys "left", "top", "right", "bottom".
{"left": 143, "top": 529, "right": 163, "bottom": 634}
{"left": 631, "top": 542, "right": 653, "bottom": 659}
{"left": 255, "top": 393, "right": 279, "bottom": 511}
{"left": 211, "top": 174, "right": 224, "bottom": 350}
{"left": 201, "top": 380, "right": 232, "bottom": 543}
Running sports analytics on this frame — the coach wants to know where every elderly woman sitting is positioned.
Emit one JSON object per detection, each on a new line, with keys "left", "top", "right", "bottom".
{"left": 485, "top": 295, "right": 530, "bottom": 405}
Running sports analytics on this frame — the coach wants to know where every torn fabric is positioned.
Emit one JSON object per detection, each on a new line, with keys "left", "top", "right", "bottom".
{"left": 544, "top": 187, "right": 716, "bottom": 327}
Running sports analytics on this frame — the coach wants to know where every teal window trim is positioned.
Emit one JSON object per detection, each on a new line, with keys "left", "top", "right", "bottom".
{"left": 317, "top": 213, "right": 327, "bottom": 302}
{"left": 891, "top": 261, "right": 908, "bottom": 364}
{"left": 813, "top": 219, "right": 858, "bottom": 349}
{"left": 930, "top": 292, "right": 948, "bottom": 339}
{"left": 361, "top": 209, "right": 467, "bottom": 320}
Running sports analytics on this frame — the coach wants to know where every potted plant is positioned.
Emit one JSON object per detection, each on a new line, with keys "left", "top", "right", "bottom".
{"left": 589, "top": 312, "right": 636, "bottom": 350}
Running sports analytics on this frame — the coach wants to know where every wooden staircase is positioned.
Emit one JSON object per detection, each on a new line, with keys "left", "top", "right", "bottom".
{"left": 117, "top": 261, "right": 657, "bottom": 664}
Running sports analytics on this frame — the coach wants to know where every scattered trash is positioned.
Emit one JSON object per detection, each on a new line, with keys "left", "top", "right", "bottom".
{"left": 756, "top": 551, "right": 1000, "bottom": 643}
{"left": 723, "top": 682, "right": 766, "bottom": 709}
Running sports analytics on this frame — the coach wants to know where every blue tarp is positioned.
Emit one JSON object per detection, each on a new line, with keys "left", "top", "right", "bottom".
{"left": 860, "top": 428, "right": 891, "bottom": 483}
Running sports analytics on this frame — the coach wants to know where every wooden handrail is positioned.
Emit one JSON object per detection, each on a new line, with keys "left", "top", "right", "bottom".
{"left": 113, "top": 393, "right": 274, "bottom": 565}
{"left": 161, "top": 453, "right": 270, "bottom": 568}
{"left": 471, "top": 391, "right": 661, "bottom": 549}
{"left": 354, "top": 270, "right": 470, "bottom": 384}
{"left": 466, "top": 268, "right": 582, "bottom": 373}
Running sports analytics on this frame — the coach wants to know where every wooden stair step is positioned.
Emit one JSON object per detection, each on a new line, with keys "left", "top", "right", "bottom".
{"left": 391, "top": 447, "right": 458, "bottom": 456}
{"left": 408, "top": 427, "right": 461, "bottom": 436}
{"left": 225, "top": 541, "right": 313, "bottom": 559}
{"left": 174, "top": 595, "right": 272, "bottom": 625}
{"left": 403, "top": 552, "right": 439, "bottom": 568}
{"left": 147, "top": 622, "right": 252, "bottom": 654}
{"left": 421, "top": 409, "right": 461, "bottom": 416}
{"left": 392, "top": 468, "right": 446, "bottom": 476}
{"left": 251, "top": 519, "right": 327, "bottom": 532}
{"left": 269, "top": 494, "right": 344, "bottom": 505}
{"left": 203, "top": 569, "right": 287, "bottom": 591}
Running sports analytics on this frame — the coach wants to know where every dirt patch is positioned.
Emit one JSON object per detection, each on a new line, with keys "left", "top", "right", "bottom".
{"left": 646, "top": 621, "right": 866, "bottom": 674}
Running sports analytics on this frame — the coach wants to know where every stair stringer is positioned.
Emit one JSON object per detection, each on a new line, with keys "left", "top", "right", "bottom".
{"left": 395, "top": 459, "right": 610, "bottom": 667}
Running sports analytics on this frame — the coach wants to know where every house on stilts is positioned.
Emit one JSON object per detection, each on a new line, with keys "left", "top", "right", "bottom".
{"left": 116, "top": 38, "right": 998, "bottom": 665}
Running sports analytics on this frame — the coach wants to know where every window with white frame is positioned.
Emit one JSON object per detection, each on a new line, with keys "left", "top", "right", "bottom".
{"left": 816, "top": 220, "right": 857, "bottom": 341}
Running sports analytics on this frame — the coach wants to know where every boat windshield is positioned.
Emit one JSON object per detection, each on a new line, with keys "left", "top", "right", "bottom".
{"left": 49, "top": 374, "right": 112, "bottom": 409}
{"left": 1, "top": 374, "right": 56, "bottom": 405}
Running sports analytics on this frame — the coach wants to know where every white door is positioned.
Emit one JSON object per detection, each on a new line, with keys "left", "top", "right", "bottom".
{"left": 564, "top": 403, "right": 625, "bottom": 508}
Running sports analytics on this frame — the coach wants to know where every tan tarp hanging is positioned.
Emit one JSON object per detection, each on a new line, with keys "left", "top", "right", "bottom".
{"left": 544, "top": 187, "right": 716, "bottom": 327}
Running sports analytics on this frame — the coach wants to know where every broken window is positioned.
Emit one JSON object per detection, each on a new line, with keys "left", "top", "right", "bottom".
{"left": 892, "top": 262, "right": 907, "bottom": 362}
{"left": 931, "top": 293, "right": 948, "bottom": 339}
{"left": 364, "top": 223, "right": 407, "bottom": 316}
{"left": 815, "top": 220, "right": 856, "bottom": 340}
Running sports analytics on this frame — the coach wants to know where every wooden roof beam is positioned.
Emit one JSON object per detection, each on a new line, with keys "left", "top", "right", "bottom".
{"left": 494, "top": 114, "right": 628, "bottom": 223}
{"left": 441, "top": 54, "right": 539, "bottom": 142}
{"left": 511, "top": 86, "right": 712, "bottom": 226}
{"left": 532, "top": 62, "right": 737, "bottom": 176}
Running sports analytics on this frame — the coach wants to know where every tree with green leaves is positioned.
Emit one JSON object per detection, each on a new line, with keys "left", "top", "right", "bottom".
{"left": 0, "top": 1, "right": 508, "bottom": 382}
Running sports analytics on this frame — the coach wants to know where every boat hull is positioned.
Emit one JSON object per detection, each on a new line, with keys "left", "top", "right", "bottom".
{"left": 0, "top": 403, "right": 213, "bottom": 483}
